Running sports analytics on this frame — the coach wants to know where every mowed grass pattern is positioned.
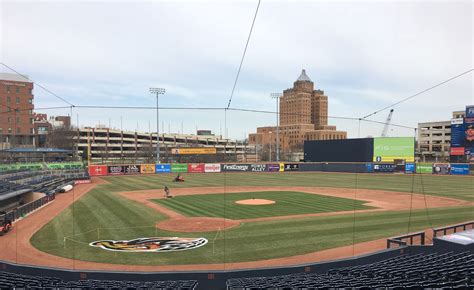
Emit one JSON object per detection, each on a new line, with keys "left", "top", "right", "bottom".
{"left": 30, "top": 172, "right": 474, "bottom": 265}
{"left": 153, "top": 191, "right": 372, "bottom": 219}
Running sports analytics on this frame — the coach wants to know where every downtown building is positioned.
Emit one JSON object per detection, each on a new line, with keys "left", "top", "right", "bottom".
{"left": 249, "top": 70, "right": 346, "bottom": 160}
{"left": 0, "top": 73, "right": 35, "bottom": 149}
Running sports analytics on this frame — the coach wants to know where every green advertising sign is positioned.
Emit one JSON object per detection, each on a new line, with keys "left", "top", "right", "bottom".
{"left": 373, "top": 137, "right": 415, "bottom": 162}
{"left": 416, "top": 163, "right": 433, "bottom": 174}
{"left": 0, "top": 164, "right": 16, "bottom": 171}
{"left": 171, "top": 163, "right": 188, "bottom": 173}
{"left": 46, "top": 162, "right": 83, "bottom": 170}
{"left": 17, "top": 163, "right": 43, "bottom": 170}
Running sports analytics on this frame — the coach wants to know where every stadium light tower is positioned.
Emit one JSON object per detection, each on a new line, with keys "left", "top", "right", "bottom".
{"left": 271, "top": 93, "right": 282, "bottom": 161}
{"left": 149, "top": 87, "right": 166, "bottom": 162}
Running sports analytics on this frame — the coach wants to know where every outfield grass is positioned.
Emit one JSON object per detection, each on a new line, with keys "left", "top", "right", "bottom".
{"left": 153, "top": 191, "right": 372, "bottom": 219}
{"left": 30, "top": 172, "right": 474, "bottom": 266}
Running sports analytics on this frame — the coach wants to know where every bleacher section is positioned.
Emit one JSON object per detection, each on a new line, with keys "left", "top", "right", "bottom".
{"left": 0, "top": 271, "right": 197, "bottom": 289}
{"left": 227, "top": 251, "right": 474, "bottom": 289}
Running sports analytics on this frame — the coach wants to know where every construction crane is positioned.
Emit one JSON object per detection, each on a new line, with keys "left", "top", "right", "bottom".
{"left": 381, "top": 109, "right": 394, "bottom": 137}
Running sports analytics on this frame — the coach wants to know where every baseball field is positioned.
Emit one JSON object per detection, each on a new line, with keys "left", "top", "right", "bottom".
{"left": 28, "top": 172, "right": 473, "bottom": 269}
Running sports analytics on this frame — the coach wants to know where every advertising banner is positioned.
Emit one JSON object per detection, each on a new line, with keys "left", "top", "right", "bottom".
{"left": 450, "top": 147, "right": 465, "bottom": 156}
{"left": 451, "top": 118, "right": 464, "bottom": 125}
{"left": 366, "top": 163, "right": 374, "bottom": 173}
{"left": 221, "top": 164, "right": 251, "bottom": 172}
{"left": 171, "top": 148, "right": 217, "bottom": 155}
{"left": 155, "top": 164, "right": 171, "bottom": 173}
{"left": 124, "top": 165, "right": 140, "bottom": 175}
{"left": 89, "top": 165, "right": 108, "bottom": 176}
{"left": 204, "top": 163, "right": 221, "bottom": 173}
{"left": 171, "top": 164, "right": 188, "bottom": 173}
{"left": 74, "top": 179, "right": 92, "bottom": 185}
{"left": 373, "top": 163, "right": 396, "bottom": 173}
{"left": 108, "top": 165, "right": 125, "bottom": 175}
{"left": 267, "top": 164, "right": 280, "bottom": 172}
{"left": 46, "top": 162, "right": 83, "bottom": 170}
{"left": 416, "top": 163, "right": 432, "bottom": 174}
{"left": 188, "top": 163, "right": 205, "bottom": 173}
{"left": 373, "top": 137, "right": 415, "bottom": 162}
{"left": 17, "top": 163, "right": 43, "bottom": 171}
{"left": 451, "top": 123, "right": 465, "bottom": 147}
{"left": 140, "top": 164, "right": 156, "bottom": 174}
{"left": 250, "top": 164, "right": 267, "bottom": 172}
{"left": 405, "top": 163, "right": 415, "bottom": 174}
{"left": 450, "top": 164, "right": 469, "bottom": 175}
{"left": 433, "top": 163, "right": 450, "bottom": 175}
{"left": 279, "top": 163, "right": 285, "bottom": 172}
{"left": 283, "top": 163, "right": 299, "bottom": 171}
{"left": 466, "top": 105, "right": 474, "bottom": 118}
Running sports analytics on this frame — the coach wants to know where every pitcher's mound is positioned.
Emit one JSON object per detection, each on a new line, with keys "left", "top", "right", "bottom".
{"left": 235, "top": 199, "right": 276, "bottom": 205}
{"left": 156, "top": 217, "right": 240, "bottom": 232}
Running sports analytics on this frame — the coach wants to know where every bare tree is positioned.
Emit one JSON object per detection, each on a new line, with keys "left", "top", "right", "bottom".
{"left": 45, "top": 125, "right": 76, "bottom": 150}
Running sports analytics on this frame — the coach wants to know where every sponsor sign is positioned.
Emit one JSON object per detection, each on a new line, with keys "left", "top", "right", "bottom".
{"left": 124, "top": 165, "right": 140, "bottom": 175}
{"left": 373, "top": 137, "right": 415, "bottom": 162}
{"left": 433, "top": 163, "right": 450, "bottom": 175}
{"left": 204, "top": 163, "right": 221, "bottom": 173}
{"left": 171, "top": 148, "right": 217, "bottom": 155}
{"left": 279, "top": 163, "right": 285, "bottom": 172}
{"left": 250, "top": 164, "right": 267, "bottom": 172}
{"left": 466, "top": 105, "right": 474, "bottom": 118}
{"left": 373, "top": 163, "right": 396, "bottom": 173}
{"left": 46, "top": 162, "right": 83, "bottom": 170}
{"left": 188, "top": 163, "right": 205, "bottom": 173}
{"left": 416, "top": 163, "right": 432, "bottom": 174}
{"left": 108, "top": 165, "right": 125, "bottom": 175}
{"left": 366, "top": 163, "right": 374, "bottom": 173}
{"left": 171, "top": 163, "right": 188, "bottom": 173}
{"left": 155, "top": 164, "right": 171, "bottom": 173}
{"left": 267, "top": 164, "right": 280, "bottom": 172}
{"left": 221, "top": 164, "right": 251, "bottom": 172}
{"left": 140, "top": 164, "right": 155, "bottom": 174}
{"left": 74, "top": 179, "right": 92, "bottom": 185}
{"left": 283, "top": 163, "right": 299, "bottom": 171}
{"left": 450, "top": 164, "right": 470, "bottom": 175}
{"left": 451, "top": 118, "right": 464, "bottom": 125}
{"left": 450, "top": 147, "right": 465, "bottom": 156}
{"left": 89, "top": 165, "right": 108, "bottom": 176}
{"left": 405, "top": 163, "right": 415, "bottom": 174}
{"left": 16, "top": 163, "right": 43, "bottom": 171}
{"left": 89, "top": 237, "right": 208, "bottom": 252}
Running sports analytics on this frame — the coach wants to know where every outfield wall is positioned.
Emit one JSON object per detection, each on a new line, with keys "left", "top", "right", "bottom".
{"left": 88, "top": 162, "right": 473, "bottom": 176}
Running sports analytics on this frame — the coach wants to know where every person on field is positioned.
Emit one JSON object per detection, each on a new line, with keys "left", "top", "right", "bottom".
{"left": 164, "top": 186, "right": 171, "bottom": 198}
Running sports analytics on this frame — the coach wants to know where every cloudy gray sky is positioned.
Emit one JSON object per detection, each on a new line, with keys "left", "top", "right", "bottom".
{"left": 1, "top": 0, "right": 473, "bottom": 139}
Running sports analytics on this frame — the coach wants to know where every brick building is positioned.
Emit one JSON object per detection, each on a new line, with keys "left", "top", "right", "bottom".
{"left": 0, "top": 73, "right": 35, "bottom": 146}
{"left": 249, "top": 70, "right": 346, "bottom": 157}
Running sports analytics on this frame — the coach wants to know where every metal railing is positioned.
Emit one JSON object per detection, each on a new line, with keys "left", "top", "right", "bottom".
{"left": 387, "top": 231, "right": 426, "bottom": 248}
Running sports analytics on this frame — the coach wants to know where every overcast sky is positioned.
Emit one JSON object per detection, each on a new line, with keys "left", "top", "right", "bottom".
{"left": 1, "top": 0, "right": 473, "bottom": 139}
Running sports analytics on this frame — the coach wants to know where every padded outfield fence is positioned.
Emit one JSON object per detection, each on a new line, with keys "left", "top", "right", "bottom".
{"left": 87, "top": 162, "right": 474, "bottom": 177}
{"left": 0, "top": 194, "right": 55, "bottom": 224}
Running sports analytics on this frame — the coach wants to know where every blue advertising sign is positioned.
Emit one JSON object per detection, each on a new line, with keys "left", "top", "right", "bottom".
{"left": 405, "top": 163, "right": 415, "bottom": 173}
{"left": 373, "top": 163, "right": 395, "bottom": 173}
{"left": 466, "top": 105, "right": 474, "bottom": 118}
{"left": 366, "top": 163, "right": 373, "bottom": 173}
{"left": 450, "top": 164, "right": 470, "bottom": 175}
{"left": 451, "top": 123, "right": 465, "bottom": 147}
{"left": 155, "top": 164, "right": 171, "bottom": 173}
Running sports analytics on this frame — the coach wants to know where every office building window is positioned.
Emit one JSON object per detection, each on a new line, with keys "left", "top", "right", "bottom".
{"left": 28, "top": 98, "right": 32, "bottom": 104}
{"left": 6, "top": 96, "right": 10, "bottom": 103}
{"left": 16, "top": 116, "right": 20, "bottom": 124}
{"left": 8, "top": 128, "right": 12, "bottom": 133}
{"left": 6, "top": 86, "right": 10, "bottom": 93}
{"left": 0, "top": 128, "right": 2, "bottom": 134}
{"left": 16, "top": 127, "right": 20, "bottom": 134}
{"left": 16, "top": 87, "right": 20, "bottom": 93}
{"left": 7, "top": 117, "right": 11, "bottom": 123}
{"left": 16, "top": 97, "right": 20, "bottom": 104}
{"left": 30, "top": 128, "right": 34, "bottom": 134}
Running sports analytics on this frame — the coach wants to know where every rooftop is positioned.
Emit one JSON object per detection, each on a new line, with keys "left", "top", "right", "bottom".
{"left": 0, "top": 73, "right": 31, "bottom": 83}
{"left": 296, "top": 69, "right": 312, "bottom": 82}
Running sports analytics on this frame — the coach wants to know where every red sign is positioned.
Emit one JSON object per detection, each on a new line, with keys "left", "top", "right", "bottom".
{"left": 74, "top": 179, "right": 92, "bottom": 185}
{"left": 187, "top": 163, "right": 205, "bottom": 173}
{"left": 450, "top": 147, "right": 465, "bottom": 156}
{"left": 89, "top": 165, "right": 108, "bottom": 176}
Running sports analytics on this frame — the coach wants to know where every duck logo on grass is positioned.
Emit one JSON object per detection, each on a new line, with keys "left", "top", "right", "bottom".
{"left": 89, "top": 237, "right": 208, "bottom": 252}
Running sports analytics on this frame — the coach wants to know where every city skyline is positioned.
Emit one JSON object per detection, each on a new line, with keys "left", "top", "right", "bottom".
{"left": 1, "top": 0, "right": 472, "bottom": 139}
